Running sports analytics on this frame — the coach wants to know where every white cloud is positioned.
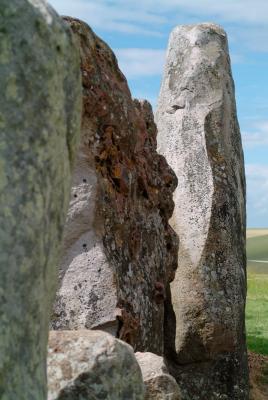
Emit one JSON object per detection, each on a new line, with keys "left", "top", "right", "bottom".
{"left": 49, "top": 0, "right": 268, "bottom": 27}
{"left": 246, "top": 164, "right": 268, "bottom": 222}
{"left": 48, "top": 0, "right": 164, "bottom": 36}
{"left": 49, "top": 0, "right": 268, "bottom": 54}
{"left": 229, "top": 52, "right": 245, "bottom": 64}
{"left": 246, "top": 164, "right": 268, "bottom": 180}
{"left": 152, "top": 0, "right": 268, "bottom": 25}
{"left": 229, "top": 26, "right": 268, "bottom": 53}
{"left": 242, "top": 120, "right": 268, "bottom": 147}
{"left": 115, "top": 48, "right": 166, "bottom": 78}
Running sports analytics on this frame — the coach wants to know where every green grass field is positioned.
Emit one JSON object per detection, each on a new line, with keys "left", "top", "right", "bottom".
{"left": 246, "top": 230, "right": 268, "bottom": 355}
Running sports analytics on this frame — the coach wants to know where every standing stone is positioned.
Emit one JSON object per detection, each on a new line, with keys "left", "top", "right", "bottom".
{"left": 156, "top": 24, "right": 248, "bottom": 399}
{"left": 135, "top": 352, "right": 181, "bottom": 400}
{"left": 51, "top": 18, "right": 178, "bottom": 356}
{"left": 47, "top": 330, "right": 145, "bottom": 400}
{"left": 0, "top": 1, "right": 81, "bottom": 399}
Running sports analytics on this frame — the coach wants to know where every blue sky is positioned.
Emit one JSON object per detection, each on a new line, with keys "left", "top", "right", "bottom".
{"left": 49, "top": 0, "right": 268, "bottom": 227}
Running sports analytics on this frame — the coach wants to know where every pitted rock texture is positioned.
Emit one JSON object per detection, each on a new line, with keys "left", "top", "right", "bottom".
{"left": 156, "top": 24, "right": 248, "bottom": 399}
{"left": 47, "top": 330, "right": 145, "bottom": 400}
{"left": 51, "top": 18, "right": 178, "bottom": 356}
{"left": 0, "top": 1, "right": 81, "bottom": 399}
{"left": 136, "top": 352, "right": 181, "bottom": 400}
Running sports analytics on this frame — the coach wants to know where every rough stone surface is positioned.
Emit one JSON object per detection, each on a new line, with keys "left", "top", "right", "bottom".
{"left": 47, "top": 330, "right": 145, "bottom": 400}
{"left": 51, "top": 18, "right": 178, "bottom": 356}
{"left": 156, "top": 23, "right": 249, "bottom": 399}
{"left": 136, "top": 352, "right": 181, "bottom": 399}
{"left": 0, "top": 2, "right": 81, "bottom": 399}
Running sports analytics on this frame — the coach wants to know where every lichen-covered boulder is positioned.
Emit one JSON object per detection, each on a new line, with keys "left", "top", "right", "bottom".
{"left": 135, "top": 352, "right": 181, "bottom": 399}
{"left": 0, "top": 1, "right": 81, "bottom": 399}
{"left": 156, "top": 23, "right": 249, "bottom": 399}
{"left": 51, "top": 18, "right": 178, "bottom": 356}
{"left": 47, "top": 330, "right": 145, "bottom": 400}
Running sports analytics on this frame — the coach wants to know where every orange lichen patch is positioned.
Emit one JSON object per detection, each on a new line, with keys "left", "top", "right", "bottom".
{"left": 116, "top": 308, "right": 140, "bottom": 347}
{"left": 114, "top": 231, "right": 124, "bottom": 248}
{"left": 134, "top": 130, "right": 148, "bottom": 152}
{"left": 111, "top": 163, "right": 123, "bottom": 179}
{"left": 99, "top": 149, "right": 108, "bottom": 161}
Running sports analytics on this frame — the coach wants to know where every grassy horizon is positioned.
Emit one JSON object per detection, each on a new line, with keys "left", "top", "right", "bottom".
{"left": 246, "top": 229, "right": 268, "bottom": 356}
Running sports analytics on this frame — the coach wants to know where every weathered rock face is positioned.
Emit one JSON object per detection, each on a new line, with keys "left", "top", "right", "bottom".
{"left": 156, "top": 24, "right": 248, "bottom": 399}
{"left": 47, "top": 330, "right": 144, "bottom": 400}
{"left": 51, "top": 18, "right": 178, "bottom": 356}
{"left": 136, "top": 352, "right": 181, "bottom": 400}
{"left": 0, "top": 1, "right": 81, "bottom": 399}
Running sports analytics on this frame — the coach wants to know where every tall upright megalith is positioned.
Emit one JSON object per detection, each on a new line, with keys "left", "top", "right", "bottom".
{"left": 51, "top": 18, "right": 179, "bottom": 357}
{"left": 0, "top": 1, "right": 81, "bottom": 399}
{"left": 156, "top": 24, "right": 248, "bottom": 399}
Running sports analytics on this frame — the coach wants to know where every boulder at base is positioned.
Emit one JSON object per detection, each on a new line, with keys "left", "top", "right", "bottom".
{"left": 47, "top": 330, "right": 145, "bottom": 400}
{"left": 136, "top": 352, "right": 181, "bottom": 400}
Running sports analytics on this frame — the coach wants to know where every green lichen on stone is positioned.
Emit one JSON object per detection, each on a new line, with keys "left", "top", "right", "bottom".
{"left": 0, "top": 114, "right": 5, "bottom": 129}
{"left": 0, "top": 35, "right": 11, "bottom": 64}
{"left": 0, "top": 1, "right": 82, "bottom": 399}
{"left": 5, "top": 73, "right": 18, "bottom": 100}
{"left": 0, "top": 158, "right": 7, "bottom": 192}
